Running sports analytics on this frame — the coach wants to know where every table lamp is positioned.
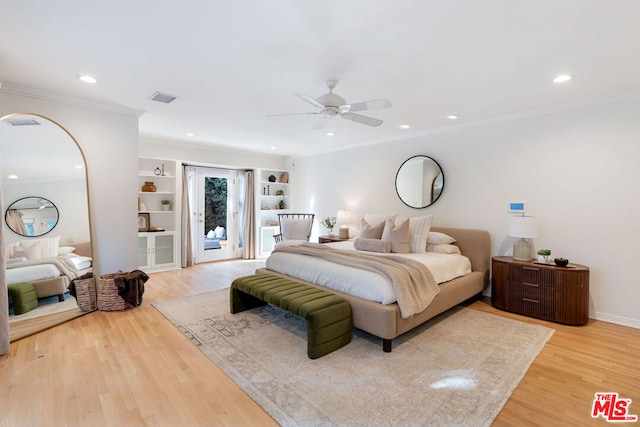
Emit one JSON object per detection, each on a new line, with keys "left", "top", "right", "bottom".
{"left": 508, "top": 216, "right": 538, "bottom": 261}
{"left": 336, "top": 210, "right": 353, "bottom": 239}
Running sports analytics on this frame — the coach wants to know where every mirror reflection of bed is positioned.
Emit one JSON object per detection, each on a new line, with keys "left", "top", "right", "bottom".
{"left": 0, "top": 113, "right": 94, "bottom": 341}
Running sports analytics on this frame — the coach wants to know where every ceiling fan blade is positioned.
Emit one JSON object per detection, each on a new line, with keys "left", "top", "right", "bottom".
{"left": 342, "top": 99, "right": 392, "bottom": 112}
{"left": 311, "top": 116, "right": 330, "bottom": 130}
{"left": 341, "top": 112, "right": 383, "bottom": 127}
{"left": 295, "top": 93, "right": 326, "bottom": 110}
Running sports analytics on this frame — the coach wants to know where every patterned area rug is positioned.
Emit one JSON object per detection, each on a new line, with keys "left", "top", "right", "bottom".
{"left": 153, "top": 289, "right": 554, "bottom": 427}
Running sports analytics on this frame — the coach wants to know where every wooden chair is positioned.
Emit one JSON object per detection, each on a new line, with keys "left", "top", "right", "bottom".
{"left": 273, "top": 213, "right": 315, "bottom": 243}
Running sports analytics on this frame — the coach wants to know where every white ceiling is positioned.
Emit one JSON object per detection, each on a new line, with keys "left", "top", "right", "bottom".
{"left": 1, "top": 1, "right": 639, "bottom": 157}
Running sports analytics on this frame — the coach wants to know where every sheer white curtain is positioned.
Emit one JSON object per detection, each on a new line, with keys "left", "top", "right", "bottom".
{"left": 0, "top": 184, "right": 10, "bottom": 355}
{"left": 242, "top": 170, "right": 256, "bottom": 259}
{"left": 5, "top": 210, "right": 27, "bottom": 236}
{"left": 180, "top": 164, "right": 193, "bottom": 267}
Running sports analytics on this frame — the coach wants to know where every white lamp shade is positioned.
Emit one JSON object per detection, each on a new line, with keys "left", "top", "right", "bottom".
{"left": 336, "top": 210, "right": 353, "bottom": 225}
{"left": 508, "top": 216, "right": 538, "bottom": 238}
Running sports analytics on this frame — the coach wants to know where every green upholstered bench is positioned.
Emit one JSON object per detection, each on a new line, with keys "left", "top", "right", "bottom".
{"left": 8, "top": 282, "right": 38, "bottom": 315}
{"left": 230, "top": 274, "right": 352, "bottom": 359}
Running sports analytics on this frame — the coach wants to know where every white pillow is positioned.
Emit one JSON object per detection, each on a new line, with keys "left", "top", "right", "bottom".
{"left": 364, "top": 213, "right": 397, "bottom": 227}
{"left": 19, "top": 236, "right": 61, "bottom": 259}
{"left": 427, "top": 244, "right": 461, "bottom": 254}
{"left": 14, "top": 243, "right": 43, "bottom": 260}
{"left": 58, "top": 246, "right": 77, "bottom": 255}
{"left": 381, "top": 219, "right": 410, "bottom": 254}
{"left": 280, "top": 218, "right": 313, "bottom": 240}
{"left": 427, "top": 231, "right": 456, "bottom": 245}
{"left": 395, "top": 215, "right": 434, "bottom": 253}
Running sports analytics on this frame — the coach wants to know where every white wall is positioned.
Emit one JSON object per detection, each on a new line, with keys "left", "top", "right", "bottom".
{"left": 291, "top": 97, "right": 640, "bottom": 328}
{"left": 0, "top": 86, "right": 141, "bottom": 276}
{"left": 139, "top": 136, "right": 289, "bottom": 171}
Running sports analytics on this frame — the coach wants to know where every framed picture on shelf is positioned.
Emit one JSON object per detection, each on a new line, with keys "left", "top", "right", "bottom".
{"left": 138, "top": 212, "right": 150, "bottom": 232}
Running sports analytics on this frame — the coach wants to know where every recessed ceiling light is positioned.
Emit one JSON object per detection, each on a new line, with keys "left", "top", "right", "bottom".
{"left": 269, "top": 146, "right": 277, "bottom": 150}
{"left": 186, "top": 132, "right": 195, "bottom": 137}
{"left": 553, "top": 74, "right": 572, "bottom": 83}
{"left": 7, "top": 174, "right": 18, "bottom": 179}
{"left": 447, "top": 115, "right": 460, "bottom": 120}
{"left": 399, "top": 124, "right": 411, "bottom": 129}
{"left": 325, "top": 132, "right": 335, "bottom": 136}
{"left": 74, "top": 164, "right": 84, "bottom": 169}
{"left": 78, "top": 74, "right": 97, "bottom": 84}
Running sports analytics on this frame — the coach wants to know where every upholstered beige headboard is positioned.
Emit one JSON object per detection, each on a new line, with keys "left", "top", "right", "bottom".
{"left": 430, "top": 226, "right": 491, "bottom": 289}
{"left": 72, "top": 241, "right": 92, "bottom": 257}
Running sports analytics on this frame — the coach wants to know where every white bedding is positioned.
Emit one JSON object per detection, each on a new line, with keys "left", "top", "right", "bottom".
{"left": 5, "top": 254, "right": 93, "bottom": 285}
{"left": 265, "top": 240, "right": 471, "bottom": 304}
{"left": 6, "top": 263, "right": 60, "bottom": 284}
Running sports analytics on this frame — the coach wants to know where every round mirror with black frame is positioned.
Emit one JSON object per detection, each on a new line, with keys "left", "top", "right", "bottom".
{"left": 395, "top": 155, "right": 444, "bottom": 209}
{"left": 5, "top": 196, "right": 59, "bottom": 237}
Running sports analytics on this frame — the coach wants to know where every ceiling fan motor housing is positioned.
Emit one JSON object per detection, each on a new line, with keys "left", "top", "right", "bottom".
{"left": 316, "top": 92, "right": 346, "bottom": 108}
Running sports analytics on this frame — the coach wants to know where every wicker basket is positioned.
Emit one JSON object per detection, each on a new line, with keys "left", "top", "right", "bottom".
{"left": 97, "top": 271, "right": 131, "bottom": 311}
{"left": 73, "top": 275, "right": 97, "bottom": 312}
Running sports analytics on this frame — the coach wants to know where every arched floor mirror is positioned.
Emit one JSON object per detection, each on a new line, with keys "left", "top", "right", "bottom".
{"left": 0, "top": 113, "right": 94, "bottom": 342}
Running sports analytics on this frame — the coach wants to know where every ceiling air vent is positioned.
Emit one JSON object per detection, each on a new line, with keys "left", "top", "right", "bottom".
{"left": 5, "top": 118, "right": 41, "bottom": 126}
{"left": 149, "top": 91, "right": 178, "bottom": 104}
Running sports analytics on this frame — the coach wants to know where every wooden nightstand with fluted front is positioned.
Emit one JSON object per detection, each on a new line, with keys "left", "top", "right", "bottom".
{"left": 318, "top": 235, "right": 350, "bottom": 244}
{"left": 491, "top": 256, "right": 589, "bottom": 325}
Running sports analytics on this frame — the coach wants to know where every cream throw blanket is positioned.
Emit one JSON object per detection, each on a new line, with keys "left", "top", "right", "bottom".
{"left": 6, "top": 256, "right": 81, "bottom": 281}
{"left": 272, "top": 242, "right": 440, "bottom": 318}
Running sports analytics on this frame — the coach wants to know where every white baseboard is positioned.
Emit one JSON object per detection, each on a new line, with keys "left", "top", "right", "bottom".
{"left": 591, "top": 311, "right": 640, "bottom": 329}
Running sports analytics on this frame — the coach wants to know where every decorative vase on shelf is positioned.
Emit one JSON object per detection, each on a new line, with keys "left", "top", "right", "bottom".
{"left": 279, "top": 200, "right": 285, "bottom": 209}
{"left": 142, "top": 181, "right": 157, "bottom": 192}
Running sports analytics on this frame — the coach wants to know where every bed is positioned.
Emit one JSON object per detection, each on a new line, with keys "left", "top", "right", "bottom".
{"left": 257, "top": 225, "right": 490, "bottom": 351}
{"left": 5, "top": 239, "right": 93, "bottom": 301}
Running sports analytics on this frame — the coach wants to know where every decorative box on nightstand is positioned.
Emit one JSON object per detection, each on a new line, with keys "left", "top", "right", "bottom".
{"left": 491, "top": 256, "right": 589, "bottom": 325}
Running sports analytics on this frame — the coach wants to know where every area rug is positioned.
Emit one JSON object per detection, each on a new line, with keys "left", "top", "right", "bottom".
{"left": 153, "top": 289, "right": 554, "bottom": 427}
{"left": 9, "top": 292, "right": 80, "bottom": 323}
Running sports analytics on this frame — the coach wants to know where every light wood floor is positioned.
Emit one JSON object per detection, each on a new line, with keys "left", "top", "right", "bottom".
{"left": 1, "top": 260, "right": 639, "bottom": 426}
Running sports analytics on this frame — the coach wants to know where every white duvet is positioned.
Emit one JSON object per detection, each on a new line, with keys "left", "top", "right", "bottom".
{"left": 265, "top": 240, "right": 471, "bottom": 304}
{"left": 5, "top": 254, "right": 93, "bottom": 285}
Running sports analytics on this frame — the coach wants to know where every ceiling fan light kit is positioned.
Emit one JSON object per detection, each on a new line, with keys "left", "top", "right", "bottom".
{"left": 269, "top": 79, "right": 391, "bottom": 129}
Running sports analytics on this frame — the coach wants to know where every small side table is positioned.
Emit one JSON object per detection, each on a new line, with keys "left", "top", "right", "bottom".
{"left": 318, "top": 235, "right": 350, "bottom": 244}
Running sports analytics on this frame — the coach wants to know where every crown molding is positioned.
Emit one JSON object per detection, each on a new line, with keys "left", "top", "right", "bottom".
{"left": 0, "top": 81, "right": 144, "bottom": 117}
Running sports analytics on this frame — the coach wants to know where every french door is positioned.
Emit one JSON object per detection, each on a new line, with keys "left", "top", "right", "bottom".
{"left": 191, "top": 167, "right": 239, "bottom": 263}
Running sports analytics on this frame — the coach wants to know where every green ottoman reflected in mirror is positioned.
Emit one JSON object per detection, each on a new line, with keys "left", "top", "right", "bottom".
{"left": 8, "top": 282, "right": 38, "bottom": 315}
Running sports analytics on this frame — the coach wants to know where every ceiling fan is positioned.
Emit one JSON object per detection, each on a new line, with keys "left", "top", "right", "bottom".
{"left": 268, "top": 79, "right": 392, "bottom": 129}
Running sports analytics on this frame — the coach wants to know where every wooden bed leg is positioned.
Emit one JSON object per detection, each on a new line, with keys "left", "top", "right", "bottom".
{"left": 383, "top": 339, "right": 392, "bottom": 353}
{"left": 58, "top": 294, "right": 65, "bottom": 302}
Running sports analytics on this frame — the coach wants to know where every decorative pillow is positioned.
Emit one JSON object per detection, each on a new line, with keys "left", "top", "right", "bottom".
{"left": 354, "top": 237, "right": 392, "bottom": 253}
{"left": 427, "top": 244, "right": 461, "bottom": 254}
{"left": 427, "top": 231, "right": 456, "bottom": 245}
{"left": 359, "top": 219, "right": 385, "bottom": 239}
{"left": 280, "top": 218, "right": 313, "bottom": 240}
{"left": 381, "top": 219, "right": 410, "bottom": 254}
{"left": 19, "top": 236, "right": 61, "bottom": 259}
{"left": 14, "top": 243, "right": 43, "bottom": 260}
{"left": 395, "top": 215, "right": 434, "bottom": 253}
{"left": 364, "top": 213, "right": 397, "bottom": 227}
{"left": 58, "top": 246, "right": 77, "bottom": 255}
{"left": 7, "top": 257, "right": 28, "bottom": 265}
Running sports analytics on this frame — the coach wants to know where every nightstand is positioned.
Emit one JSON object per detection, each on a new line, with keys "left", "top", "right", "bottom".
{"left": 491, "top": 256, "right": 589, "bottom": 325}
{"left": 318, "top": 235, "right": 350, "bottom": 244}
